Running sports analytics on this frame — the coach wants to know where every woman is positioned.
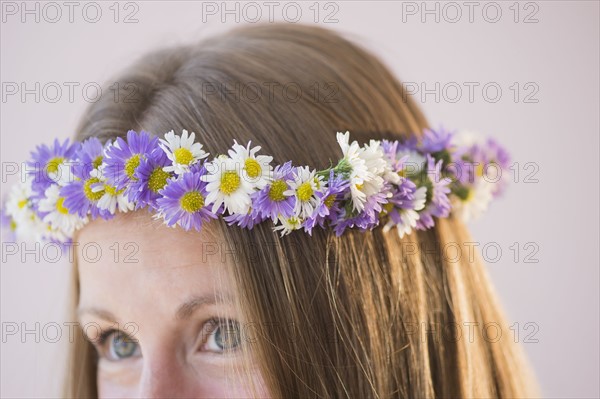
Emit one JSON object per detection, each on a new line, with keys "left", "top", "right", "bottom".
{"left": 5, "top": 24, "right": 539, "bottom": 397}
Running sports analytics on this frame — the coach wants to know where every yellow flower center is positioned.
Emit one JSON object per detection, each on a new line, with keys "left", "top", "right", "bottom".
{"left": 297, "top": 182, "right": 314, "bottom": 202}
{"left": 9, "top": 220, "right": 17, "bottom": 231}
{"left": 124, "top": 154, "right": 141, "bottom": 179}
{"left": 475, "top": 163, "right": 484, "bottom": 177}
{"left": 93, "top": 156, "right": 103, "bottom": 169}
{"left": 56, "top": 197, "right": 70, "bottom": 214}
{"left": 244, "top": 158, "right": 262, "bottom": 178}
{"left": 18, "top": 199, "right": 28, "bottom": 209}
{"left": 378, "top": 212, "right": 388, "bottom": 222}
{"left": 355, "top": 183, "right": 364, "bottom": 191}
{"left": 383, "top": 203, "right": 394, "bottom": 213}
{"left": 174, "top": 148, "right": 194, "bottom": 165}
{"left": 46, "top": 157, "right": 64, "bottom": 174}
{"left": 84, "top": 177, "right": 104, "bottom": 201}
{"left": 180, "top": 191, "right": 205, "bottom": 213}
{"left": 104, "top": 184, "right": 122, "bottom": 196}
{"left": 148, "top": 168, "right": 171, "bottom": 193}
{"left": 288, "top": 216, "right": 301, "bottom": 228}
{"left": 314, "top": 178, "right": 321, "bottom": 190}
{"left": 220, "top": 171, "right": 241, "bottom": 195}
{"left": 268, "top": 180, "right": 287, "bottom": 202}
{"left": 323, "top": 194, "right": 336, "bottom": 208}
{"left": 464, "top": 188, "right": 473, "bottom": 201}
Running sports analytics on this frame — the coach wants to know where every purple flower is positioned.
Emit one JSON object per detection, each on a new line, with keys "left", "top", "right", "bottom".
{"left": 332, "top": 183, "right": 390, "bottom": 236}
{"left": 103, "top": 130, "right": 158, "bottom": 191}
{"left": 420, "top": 127, "right": 453, "bottom": 153}
{"left": 416, "top": 155, "right": 451, "bottom": 230}
{"left": 0, "top": 205, "right": 15, "bottom": 242}
{"left": 375, "top": 176, "right": 428, "bottom": 238}
{"left": 224, "top": 202, "right": 266, "bottom": 229}
{"left": 332, "top": 207, "right": 376, "bottom": 237}
{"left": 331, "top": 217, "right": 357, "bottom": 236}
{"left": 303, "top": 170, "right": 349, "bottom": 234}
{"left": 484, "top": 138, "right": 510, "bottom": 169}
{"left": 60, "top": 138, "right": 111, "bottom": 219}
{"left": 43, "top": 235, "right": 75, "bottom": 251}
{"left": 129, "top": 147, "right": 173, "bottom": 209}
{"left": 0, "top": 205, "right": 10, "bottom": 228}
{"left": 481, "top": 138, "right": 511, "bottom": 197}
{"left": 383, "top": 136, "right": 418, "bottom": 155}
{"left": 447, "top": 158, "right": 474, "bottom": 186}
{"left": 253, "top": 161, "right": 296, "bottom": 221}
{"left": 447, "top": 135, "right": 510, "bottom": 196}
{"left": 70, "top": 138, "right": 104, "bottom": 180}
{"left": 28, "top": 138, "right": 78, "bottom": 196}
{"left": 382, "top": 140, "right": 404, "bottom": 173}
{"left": 448, "top": 139, "right": 483, "bottom": 186}
{"left": 388, "top": 178, "right": 422, "bottom": 211}
{"left": 156, "top": 167, "right": 217, "bottom": 232}
{"left": 382, "top": 138, "right": 425, "bottom": 177}
{"left": 60, "top": 176, "right": 108, "bottom": 219}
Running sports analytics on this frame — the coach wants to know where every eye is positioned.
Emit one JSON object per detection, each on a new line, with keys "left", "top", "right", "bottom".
{"left": 96, "top": 330, "right": 142, "bottom": 361}
{"left": 203, "top": 319, "right": 242, "bottom": 353}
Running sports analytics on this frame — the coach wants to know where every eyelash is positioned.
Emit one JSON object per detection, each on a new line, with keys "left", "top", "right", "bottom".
{"left": 199, "top": 318, "right": 242, "bottom": 352}
{"left": 89, "top": 317, "right": 240, "bottom": 360}
{"left": 202, "top": 317, "right": 222, "bottom": 334}
{"left": 96, "top": 328, "right": 122, "bottom": 346}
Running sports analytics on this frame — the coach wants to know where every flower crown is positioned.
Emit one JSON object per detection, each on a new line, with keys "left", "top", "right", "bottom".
{"left": 2, "top": 128, "right": 510, "bottom": 245}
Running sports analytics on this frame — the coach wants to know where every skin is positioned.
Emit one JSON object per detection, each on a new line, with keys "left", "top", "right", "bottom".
{"left": 76, "top": 212, "right": 269, "bottom": 398}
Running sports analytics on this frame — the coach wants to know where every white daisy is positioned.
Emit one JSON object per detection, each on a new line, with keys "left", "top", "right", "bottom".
{"left": 360, "top": 139, "right": 392, "bottom": 187}
{"left": 4, "top": 178, "right": 45, "bottom": 241}
{"left": 336, "top": 132, "right": 386, "bottom": 212}
{"left": 273, "top": 215, "right": 302, "bottom": 237}
{"left": 53, "top": 161, "right": 77, "bottom": 186}
{"left": 284, "top": 166, "right": 323, "bottom": 219}
{"left": 452, "top": 179, "right": 494, "bottom": 223}
{"left": 14, "top": 212, "right": 46, "bottom": 242}
{"left": 159, "top": 129, "right": 209, "bottom": 175}
{"left": 383, "top": 209, "right": 419, "bottom": 238}
{"left": 37, "top": 184, "right": 87, "bottom": 236}
{"left": 90, "top": 166, "right": 134, "bottom": 214}
{"left": 227, "top": 140, "right": 273, "bottom": 190}
{"left": 413, "top": 186, "right": 427, "bottom": 212}
{"left": 43, "top": 224, "right": 71, "bottom": 243}
{"left": 382, "top": 186, "right": 427, "bottom": 238}
{"left": 46, "top": 159, "right": 68, "bottom": 184}
{"left": 201, "top": 155, "right": 255, "bottom": 214}
{"left": 380, "top": 148, "right": 402, "bottom": 186}
{"left": 95, "top": 184, "right": 134, "bottom": 214}
{"left": 5, "top": 178, "right": 33, "bottom": 221}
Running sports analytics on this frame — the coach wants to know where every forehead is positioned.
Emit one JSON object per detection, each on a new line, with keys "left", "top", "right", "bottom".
{"left": 76, "top": 212, "right": 233, "bottom": 313}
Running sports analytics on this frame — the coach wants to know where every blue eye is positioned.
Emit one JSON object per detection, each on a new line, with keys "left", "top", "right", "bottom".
{"left": 205, "top": 319, "right": 241, "bottom": 353}
{"left": 97, "top": 330, "right": 141, "bottom": 361}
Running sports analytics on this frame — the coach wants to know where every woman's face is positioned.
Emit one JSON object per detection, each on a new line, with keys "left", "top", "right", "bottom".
{"left": 76, "top": 212, "right": 268, "bottom": 398}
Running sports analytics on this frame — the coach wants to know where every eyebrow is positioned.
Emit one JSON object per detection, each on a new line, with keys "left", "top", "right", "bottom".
{"left": 77, "top": 293, "right": 233, "bottom": 323}
{"left": 175, "top": 293, "right": 232, "bottom": 320}
{"left": 77, "top": 307, "right": 119, "bottom": 323}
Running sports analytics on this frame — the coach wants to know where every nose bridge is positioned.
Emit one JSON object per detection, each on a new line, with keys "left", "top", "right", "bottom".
{"left": 137, "top": 350, "right": 193, "bottom": 398}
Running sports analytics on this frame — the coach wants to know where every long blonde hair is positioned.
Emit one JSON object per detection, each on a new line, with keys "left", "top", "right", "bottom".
{"left": 66, "top": 24, "right": 539, "bottom": 398}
